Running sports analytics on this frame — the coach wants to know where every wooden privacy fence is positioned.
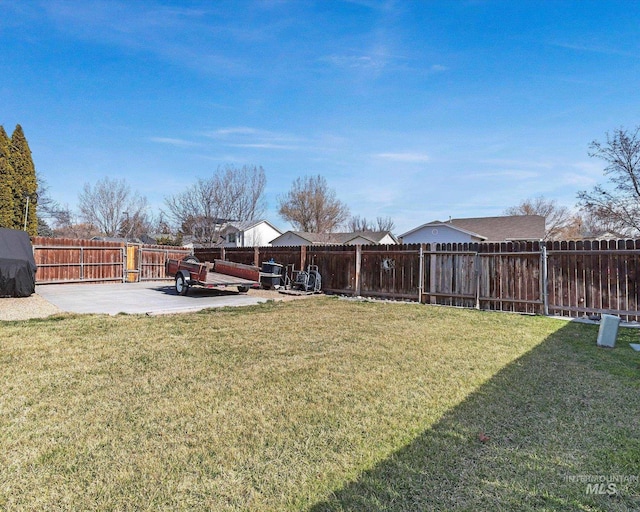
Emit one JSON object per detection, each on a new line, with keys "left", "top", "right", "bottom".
{"left": 32, "top": 237, "right": 190, "bottom": 284}
{"left": 197, "top": 240, "right": 640, "bottom": 321}
{"left": 31, "top": 237, "right": 640, "bottom": 321}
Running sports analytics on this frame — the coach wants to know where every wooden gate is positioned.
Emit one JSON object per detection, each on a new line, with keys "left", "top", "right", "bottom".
{"left": 421, "top": 244, "right": 545, "bottom": 314}
{"left": 126, "top": 244, "right": 139, "bottom": 282}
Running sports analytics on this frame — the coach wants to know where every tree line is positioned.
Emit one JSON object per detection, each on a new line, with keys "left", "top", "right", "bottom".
{"left": 5, "top": 124, "right": 640, "bottom": 243}
{"left": 0, "top": 125, "right": 38, "bottom": 236}
{"left": 39, "top": 165, "right": 395, "bottom": 246}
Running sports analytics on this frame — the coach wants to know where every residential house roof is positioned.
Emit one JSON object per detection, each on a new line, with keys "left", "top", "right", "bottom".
{"left": 400, "top": 215, "right": 545, "bottom": 242}
{"left": 223, "top": 219, "right": 281, "bottom": 233}
{"left": 272, "top": 230, "right": 397, "bottom": 245}
{"left": 343, "top": 231, "right": 398, "bottom": 244}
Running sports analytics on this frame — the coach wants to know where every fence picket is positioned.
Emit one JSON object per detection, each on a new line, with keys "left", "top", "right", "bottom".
{"left": 30, "top": 237, "right": 640, "bottom": 320}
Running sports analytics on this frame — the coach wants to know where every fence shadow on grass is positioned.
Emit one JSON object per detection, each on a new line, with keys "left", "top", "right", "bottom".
{"left": 310, "top": 322, "right": 640, "bottom": 512}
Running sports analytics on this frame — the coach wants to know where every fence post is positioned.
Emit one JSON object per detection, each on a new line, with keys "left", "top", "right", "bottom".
{"left": 355, "top": 244, "right": 362, "bottom": 297}
{"left": 429, "top": 245, "right": 437, "bottom": 304}
{"left": 254, "top": 247, "right": 260, "bottom": 267}
{"left": 541, "top": 245, "right": 549, "bottom": 316}
{"left": 418, "top": 244, "right": 425, "bottom": 303}
{"left": 300, "top": 245, "right": 307, "bottom": 271}
{"left": 474, "top": 253, "right": 481, "bottom": 309}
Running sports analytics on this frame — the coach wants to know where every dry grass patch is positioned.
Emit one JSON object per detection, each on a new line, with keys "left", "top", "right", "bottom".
{"left": 1, "top": 298, "right": 639, "bottom": 510}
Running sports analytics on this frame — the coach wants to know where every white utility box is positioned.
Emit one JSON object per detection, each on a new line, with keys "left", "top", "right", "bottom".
{"left": 596, "top": 314, "right": 620, "bottom": 348}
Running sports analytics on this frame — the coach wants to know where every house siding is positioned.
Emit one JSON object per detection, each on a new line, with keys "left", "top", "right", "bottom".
{"left": 345, "top": 236, "right": 368, "bottom": 245}
{"left": 377, "top": 234, "right": 397, "bottom": 245}
{"left": 222, "top": 221, "right": 282, "bottom": 247}
{"left": 243, "top": 224, "right": 281, "bottom": 247}
{"left": 401, "top": 225, "right": 480, "bottom": 244}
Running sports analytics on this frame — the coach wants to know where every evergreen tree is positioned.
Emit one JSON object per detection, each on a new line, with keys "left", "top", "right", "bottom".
{"left": 37, "top": 217, "right": 53, "bottom": 237}
{"left": 9, "top": 125, "right": 38, "bottom": 235}
{"left": 0, "top": 126, "right": 14, "bottom": 228}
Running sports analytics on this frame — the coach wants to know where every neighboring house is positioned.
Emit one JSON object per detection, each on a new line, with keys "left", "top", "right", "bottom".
{"left": 270, "top": 230, "right": 398, "bottom": 246}
{"left": 220, "top": 220, "right": 282, "bottom": 248}
{"left": 181, "top": 235, "right": 203, "bottom": 250}
{"left": 399, "top": 215, "right": 545, "bottom": 244}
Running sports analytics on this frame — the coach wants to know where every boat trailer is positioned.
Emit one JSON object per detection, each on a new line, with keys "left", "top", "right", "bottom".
{"left": 165, "top": 256, "right": 322, "bottom": 296}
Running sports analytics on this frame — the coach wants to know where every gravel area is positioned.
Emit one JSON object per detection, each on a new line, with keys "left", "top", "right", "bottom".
{"left": 0, "top": 294, "right": 63, "bottom": 321}
{"left": 246, "top": 288, "right": 320, "bottom": 303}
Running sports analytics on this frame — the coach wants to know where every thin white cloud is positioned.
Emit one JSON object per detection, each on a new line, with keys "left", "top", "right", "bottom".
{"left": 561, "top": 172, "right": 598, "bottom": 188}
{"left": 374, "top": 152, "right": 430, "bottom": 163}
{"left": 208, "top": 127, "right": 260, "bottom": 137}
{"left": 548, "top": 40, "right": 635, "bottom": 58}
{"left": 322, "top": 54, "right": 387, "bottom": 71}
{"left": 478, "top": 158, "right": 553, "bottom": 169}
{"left": 320, "top": 39, "right": 409, "bottom": 74}
{"left": 561, "top": 160, "right": 603, "bottom": 187}
{"left": 204, "top": 126, "right": 312, "bottom": 152}
{"left": 228, "top": 143, "right": 301, "bottom": 151}
{"left": 148, "top": 137, "right": 200, "bottom": 148}
{"left": 468, "top": 170, "right": 540, "bottom": 179}
{"left": 204, "top": 126, "right": 298, "bottom": 142}
{"left": 39, "top": 1, "right": 251, "bottom": 76}
{"left": 570, "top": 160, "right": 604, "bottom": 177}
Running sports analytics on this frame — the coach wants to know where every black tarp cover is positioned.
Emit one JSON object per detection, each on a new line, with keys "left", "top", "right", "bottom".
{"left": 0, "top": 227, "right": 37, "bottom": 297}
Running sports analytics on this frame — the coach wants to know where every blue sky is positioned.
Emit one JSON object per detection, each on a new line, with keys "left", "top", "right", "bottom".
{"left": 1, "top": 0, "right": 639, "bottom": 234}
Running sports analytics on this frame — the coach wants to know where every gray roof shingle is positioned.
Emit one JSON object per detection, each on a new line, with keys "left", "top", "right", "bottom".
{"left": 447, "top": 215, "right": 545, "bottom": 241}
{"left": 285, "top": 231, "right": 396, "bottom": 244}
{"left": 400, "top": 215, "right": 545, "bottom": 242}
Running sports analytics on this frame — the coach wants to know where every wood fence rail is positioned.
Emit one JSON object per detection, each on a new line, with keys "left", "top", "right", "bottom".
{"left": 31, "top": 237, "right": 640, "bottom": 321}
{"left": 197, "top": 240, "right": 640, "bottom": 321}
{"left": 32, "top": 237, "right": 190, "bottom": 284}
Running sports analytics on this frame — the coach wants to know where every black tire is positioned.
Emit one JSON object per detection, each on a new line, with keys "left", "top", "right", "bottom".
{"left": 175, "top": 273, "right": 189, "bottom": 296}
{"left": 237, "top": 285, "right": 249, "bottom": 293}
{"left": 183, "top": 255, "right": 199, "bottom": 263}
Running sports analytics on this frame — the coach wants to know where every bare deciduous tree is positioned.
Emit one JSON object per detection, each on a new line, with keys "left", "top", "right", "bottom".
{"left": 163, "top": 165, "right": 266, "bottom": 245}
{"left": 217, "top": 164, "right": 267, "bottom": 221}
{"left": 347, "top": 215, "right": 395, "bottom": 232}
{"left": 278, "top": 175, "right": 349, "bottom": 233}
{"left": 53, "top": 221, "right": 102, "bottom": 240}
{"left": 577, "top": 126, "right": 640, "bottom": 236}
{"left": 504, "top": 196, "right": 572, "bottom": 240}
{"left": 78, "top": 177, "right": 150, "bottom": 238}
{"left": 562, "top": 210, "right": 621, "bottom": 239}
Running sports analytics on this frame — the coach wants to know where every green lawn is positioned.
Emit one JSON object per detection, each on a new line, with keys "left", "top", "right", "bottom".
{"left": 1, "top": 297, "right": 639, "bottom": 511}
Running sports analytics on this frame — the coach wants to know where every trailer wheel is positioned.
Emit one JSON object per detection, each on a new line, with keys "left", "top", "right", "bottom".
{"left": 309, "top": 270, "right": 322, "bottom": 292}
{"left": 237, "top": 285, "right": 249, "bottom": 293}
{"left": 183, "top": 255, "right": 199, "bottom": 263}
{"left": 175, "top": 273, "right": 189, "bottom": 296}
